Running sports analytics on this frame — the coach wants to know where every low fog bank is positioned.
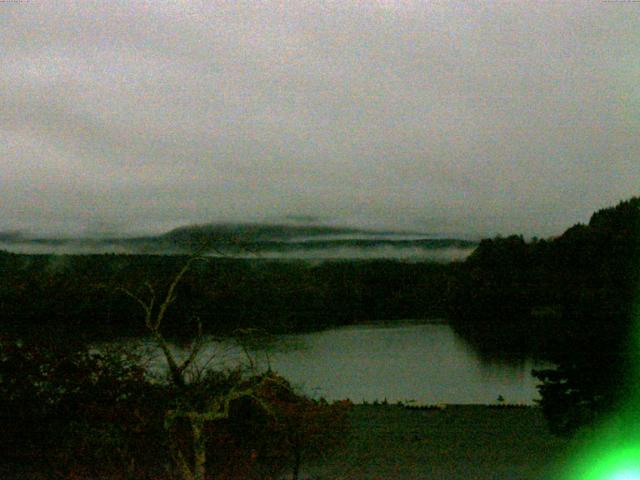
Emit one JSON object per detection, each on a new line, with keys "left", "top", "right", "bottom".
{"left": 284, "top": 233, "right": 464, "bottom": 242}
{"left": 204, "top": 246, "right": 476, "bottom": 262}
{"left": 0, "top": 240, "right": 475, "bottom": 262}
{"left": 0, "top": 240, "right": 152, "bottom": 256}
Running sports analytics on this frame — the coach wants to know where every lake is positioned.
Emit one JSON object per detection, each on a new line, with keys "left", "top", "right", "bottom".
{"left": 135, "top": 322, "right": 549, "bottom": 405}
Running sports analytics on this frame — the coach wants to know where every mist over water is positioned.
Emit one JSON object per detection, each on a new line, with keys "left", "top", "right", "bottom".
{"left": 0, "top": 241, "right": 146, "bottom": 256}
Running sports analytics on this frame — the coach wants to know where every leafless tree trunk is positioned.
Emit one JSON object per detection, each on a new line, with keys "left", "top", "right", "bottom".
{"left": 122, "top": 254, "right": 281, "bottom": 480}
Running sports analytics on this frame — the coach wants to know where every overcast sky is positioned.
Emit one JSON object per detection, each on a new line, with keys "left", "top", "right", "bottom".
{"left": 1, "top": 1, "right": 638, "bottom": 238}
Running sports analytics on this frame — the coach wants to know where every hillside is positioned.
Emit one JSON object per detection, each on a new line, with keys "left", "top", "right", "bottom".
{"left": 449, "top": 196, "right": 640, "bottom": 355}
{"left": 0, "top": 222, "right": 476, "bottom": 259}
{"left": 447, "top": 197, "right": 640, "bottom": 435}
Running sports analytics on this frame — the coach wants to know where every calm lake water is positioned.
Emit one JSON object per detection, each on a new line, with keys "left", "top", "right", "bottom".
{"left": 135, "top": 322, "right": 549, "bottom": 405}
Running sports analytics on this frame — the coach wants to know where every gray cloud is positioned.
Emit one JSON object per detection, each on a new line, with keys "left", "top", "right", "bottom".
{"left": 1, "top": 1, "right": 638, "bottom": 238}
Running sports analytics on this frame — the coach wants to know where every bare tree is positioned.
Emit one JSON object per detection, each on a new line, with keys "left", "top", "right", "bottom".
{"left": 119, "top": 255, "right": 204, "bottom": 389}
{"left": 120, "top": 254, "right": 285, "bottom": 480}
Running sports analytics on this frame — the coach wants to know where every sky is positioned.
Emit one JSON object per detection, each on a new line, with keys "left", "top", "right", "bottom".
{"left": 1, "top": 0, "right": 638, "bottom": 239}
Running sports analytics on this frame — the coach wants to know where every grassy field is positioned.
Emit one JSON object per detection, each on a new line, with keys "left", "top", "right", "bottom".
{"left": 301, "top": 404, "right": 570, "bottom": 480}
{"left": 0, "top": 404, "right": 572, "bottom": 479}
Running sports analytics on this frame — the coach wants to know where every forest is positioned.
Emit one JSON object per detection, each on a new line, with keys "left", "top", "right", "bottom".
{"left": 0, "top": 253, "right": 453, "bottom": 341}
{"left": 448, "top": 197, "right": 640, "bottom": 435}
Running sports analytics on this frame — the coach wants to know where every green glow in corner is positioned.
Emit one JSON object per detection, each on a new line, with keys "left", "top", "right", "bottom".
{"left": 611, "top": 470, "right": 640, "bottom": 480}
{"left": 566, "top": 446, "right": 640, "bottom": 480}
{"left": 561, "top": 224, "right": 640, "bottom": 480}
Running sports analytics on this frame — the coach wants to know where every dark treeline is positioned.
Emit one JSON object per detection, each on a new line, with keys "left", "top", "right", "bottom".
{"left": 447, "top": 197, "right": 640, "bottom": 434}
{"left": 0, "top": 253, "right": 452, "bottom": 342}
{"left": 448, "top": 197, "right": 640, "bottom": 359}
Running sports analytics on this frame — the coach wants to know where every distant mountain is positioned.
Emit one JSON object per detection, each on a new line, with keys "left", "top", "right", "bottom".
{"left": 161, "top": 223, "right": 368, "bottom": 243}
{"left": 160, "top": 222, "right": 464, "bottom": 241}
{"left": 0, "top": 222, "right": 477, "bottom": 259}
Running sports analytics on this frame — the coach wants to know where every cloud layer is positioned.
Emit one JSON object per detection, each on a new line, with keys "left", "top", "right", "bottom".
{"left": 1, "top": 1, "right": 638, "bottom": 238}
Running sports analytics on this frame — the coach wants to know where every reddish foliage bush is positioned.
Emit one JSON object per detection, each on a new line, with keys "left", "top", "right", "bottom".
{"left": 0, "top": 338, "right": 351, "bottom": 479}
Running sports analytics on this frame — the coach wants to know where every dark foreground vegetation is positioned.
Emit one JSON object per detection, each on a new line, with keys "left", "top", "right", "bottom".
{"left": 1, "top": 251, "right": 353, "bottom": 479}
{"left": 0, "top": 318, "right": 350, "bottom": 479}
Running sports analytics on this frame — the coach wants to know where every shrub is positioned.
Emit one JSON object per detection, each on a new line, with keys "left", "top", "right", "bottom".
{"left": 0, "top": 336, "right": 167, "bottom": 478}
{"left": 0, "top": 337, "right": 351, "bottom": 479}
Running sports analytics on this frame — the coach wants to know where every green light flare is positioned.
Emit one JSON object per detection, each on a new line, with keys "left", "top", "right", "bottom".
{"left": 610, "top": 470, "right": 640, "bottom": 480}
{"left": 630, "top": 247, "right": 640, "bottom": 401}
{"left": 560, "top": 224, "right": 640, "bottom": 479}
{"left": 633, "top": 278, "right": 640, "bottom": 400}
{"left": 565, "top": 446, "right": 640, "bottom": 480}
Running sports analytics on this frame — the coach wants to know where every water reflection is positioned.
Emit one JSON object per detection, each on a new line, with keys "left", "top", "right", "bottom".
{"left": 130, "top": 322, "right": 550, "bottom": 405}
